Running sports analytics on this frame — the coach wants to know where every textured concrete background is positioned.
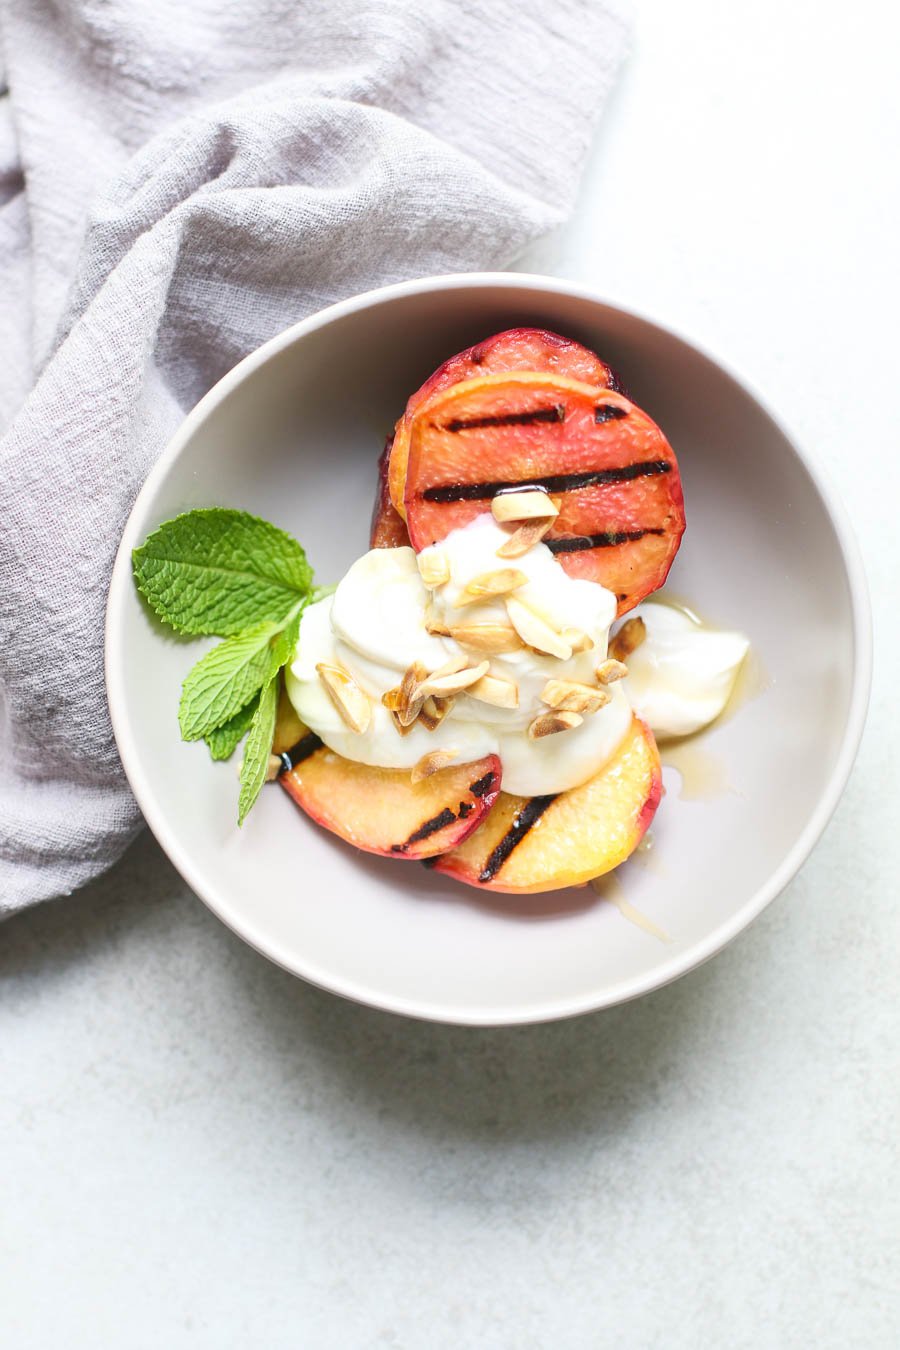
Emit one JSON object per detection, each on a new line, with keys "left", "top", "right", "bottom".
{"left": 3, "top": 1, "right": 898, "bottom": 1346}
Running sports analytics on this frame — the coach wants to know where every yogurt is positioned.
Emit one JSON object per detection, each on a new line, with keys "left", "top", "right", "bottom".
{"left": 286, "top": 515, "right": 632, "bottom": 795}
{"left": 621, "top": 601, "right": 749, "bottom": 740}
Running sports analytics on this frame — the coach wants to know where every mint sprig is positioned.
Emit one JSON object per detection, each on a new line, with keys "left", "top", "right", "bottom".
{"left": 205, "top": 695, "right": 260, "bottom": 762}
{"left": 178, "top": 613, "right": 301, "bottom": 741}
{"left": 132, "top": 508, "right": 322, "bottom": 823}
{"left": 133, "top": 508, "right": 312, "bottom": 636}
{"left": 238, "top": 676, "right": 279, "bottom": 825}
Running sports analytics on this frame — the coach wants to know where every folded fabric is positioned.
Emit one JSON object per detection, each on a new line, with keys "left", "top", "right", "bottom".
{"left": 0, "top": 0, "right": 630, "bottom": 913}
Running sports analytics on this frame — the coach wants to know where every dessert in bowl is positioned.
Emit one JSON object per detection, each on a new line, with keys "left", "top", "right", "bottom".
{"left": 106, "top": 274, "right": 870, "bottom": 1024}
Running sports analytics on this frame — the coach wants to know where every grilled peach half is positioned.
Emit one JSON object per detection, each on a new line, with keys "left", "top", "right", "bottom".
{"left": 402, "top": 373, "right": 685, "bottom": 615}
{"left": 432, "top": 717, "right": 661, "bottom": 893}
{"left": 279, "top": 732, "right": 501, "bottom": 861}
{"left": 370, "top": 434, "right": 411, "bottom": 549}
{"left": 387, "top": 327, "right": 621, "bottom": 519}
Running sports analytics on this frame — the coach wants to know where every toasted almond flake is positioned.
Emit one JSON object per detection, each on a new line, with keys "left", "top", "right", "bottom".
{"left": 383, "top": 661, "right": 428, "bottom": 728}
{"left": 466, "top": 672, "right": 519, "bottom": 709}
{"left": 540, "top": 679, "right": 611, "bottom": 715}
{"left": 420, "top": 659, "right": 490, "bottom": 698}
{"left": 428, "top": 652, "right": 469, "bottom": 679}
{"left": 495, "top": 517, "right": 554, "bottom": 558}
{"left": 595, "top": 658, "right": 629, "bottom": 685}
{"left": 560, "top": 626, "right": 594, "bottom": 652}
{"left": 424, "top": 604, "right": 452, "bottom": 637}
{"left": 457, "top": 567, "right": 529, "bottom": 606}
{"left": 316, "top": 662, "right": 371, "bottom": 734}
{"left": 608, "top": 616, "right": 646, "bottom": 662}
{"left": 389, "top": 710, "right": 416, "bottom": 737}
{"left": 448, "top": 621, "right": 524, "bottom": 654}
{"left": 417, "top": 552, "right": 450, "bottom": 589}
{"left": 527, "top": 710, "right": 583, "bottom": 739}
{"left": 505, "top": 596, "right": 572, "bottom": 660}
{"left": 491, "top": 488, "right": 559, "bottom": 523}
{"left": 418, "top": 694, "right": 455, "bottom": 731}
{"left": 411, "top": 749, "right": 459, "bottom": 784}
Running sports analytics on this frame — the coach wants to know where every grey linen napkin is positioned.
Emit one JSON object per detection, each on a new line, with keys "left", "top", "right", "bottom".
{"left": 0, "top": 0, "right": 629, "bottom": 913}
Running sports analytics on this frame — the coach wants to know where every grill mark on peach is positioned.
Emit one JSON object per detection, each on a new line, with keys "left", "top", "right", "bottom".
{"left": 546, "top": 527, "right": 666, "bottom": 553}
{"left": 391, "top": 769, "right": 499, "bottom": 853}
{"left": 278, "top": 732, "right": 324, "bottom": 775}
{"left": 594, "top": 403, "right": 629, "bottom": 423}
{"left": 392, "top": 807, "right": 457, "bottom": 852}
{"left": 444, "top": 403, "right": 565, "bottom": 433}
{"left": 420, "top": 459, "right": 672, "bottom": 504}
{"left": 478, "top": 794, "right": 558, "bottom": 882}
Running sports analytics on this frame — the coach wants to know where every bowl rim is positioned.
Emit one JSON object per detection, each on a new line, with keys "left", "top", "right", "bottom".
{"left": 105, "top": 271, "right": 873, "bottom": 1026}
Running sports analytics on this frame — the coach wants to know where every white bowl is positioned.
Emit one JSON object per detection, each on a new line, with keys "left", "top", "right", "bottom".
{"left": 105, "top": 273, "right": 871, "bottom": 1025}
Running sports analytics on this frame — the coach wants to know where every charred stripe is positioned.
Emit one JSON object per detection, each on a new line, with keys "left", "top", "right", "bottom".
{"left": 478, "top": 795, "right": 558, "bottom": 883}
{"left": 278, "top": 732, "right": 324, "bottom": 775}
{"left": 546, "top": 528, "right": 666, "bottom": 554}
{"left": 594, "top": 403, "right": 629, "bottom": 423}
{"left": 421, "top": 459, "right": 671, "bottom": 503}
{"left": 392, "top": 807, "right": 457, "bottom": 853}
{"left": 443, "top": 404, "right": 565, "bottom": 433}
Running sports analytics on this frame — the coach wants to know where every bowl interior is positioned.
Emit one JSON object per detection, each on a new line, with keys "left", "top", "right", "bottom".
{"left": 107, "top": 279, "right": 862, "bottom": 1023}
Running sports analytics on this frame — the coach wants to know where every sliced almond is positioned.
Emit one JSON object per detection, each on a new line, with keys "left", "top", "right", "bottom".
{"left": 383, "top": 661, "right": 428, "bottom": 728}
{"left": 418, "top": 694, "right": 455, "bottom": 731}
{"left": 495, "top": 518, "right": 554, "bottom": 559}
{"left": 541, "top": 679, "right": 611, "bottom": 715}
{"left": 505, "top": 596, "right": 572, "bottom": 660}
{"left": 316, "top": 663, "right": 371, "bottom": 734}
{"left": 491, "top": 489, "right": 559, "bottom": 523}
{"left": 417, "top": 552, "right": 450, "bottom": 589}
{"left": 265, "top": 753, "right": 283, "bottom": 783}
{"left": 457, "top": 567, "right": 528, "bottom": 606}
{"left": 449, "top": 621, "right": 524, "bottom": 654}
{"left": 420, "top": 659, "right": 490, "bottom": 698}
{"left": 428, "top": 652, "right": 469, "bottom": 679}
{"left": 424, "top": 604, "right": 452, "bottom": 637}
{"left": 389, "top": 710, "right": 416, "bottom": 737}
{"left": 527, "top": 710, "right": 583, "bottom": 739}
{"left": 560, "top": 626, "right": 594, "bottom": 653}
{"left": 410, "top": 749, "right": 458, "bottom": 784}
{"left": 595, "top": 658, "right": 629, "bottom": 685}
{"left": 466, "top": 672, "right": 519, "bottom": 709}
{"left": 608, "top": 616, "right": 646, "bottom": 662}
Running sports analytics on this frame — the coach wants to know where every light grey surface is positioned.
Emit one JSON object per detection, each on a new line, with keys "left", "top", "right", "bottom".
{"left": 3, "top": 0, "right": 899, "bottom": 1345}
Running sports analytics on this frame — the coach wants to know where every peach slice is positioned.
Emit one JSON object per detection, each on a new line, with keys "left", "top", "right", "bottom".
{"left": 279, "top": 733, "right": 502, "bottom": 860}
{"left": 387, "top": 328, "right": 621, "bottom": 519}
{"left": 370, "top": 434, "right": 411, "bottom": 549}
{"left": 432, "top": 717, "right": 661, "bottom": 893}
{"left": 402, "top": 373, "right": 685, "bottom": 616}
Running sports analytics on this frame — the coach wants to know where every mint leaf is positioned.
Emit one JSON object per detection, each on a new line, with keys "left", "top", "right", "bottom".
{"left": 133, "top": 508, "right": 313, "bottom": 636}
{"left": 179, "top": 609, "right": 301, "bottom": 742}
{"left": 205, "top": 694, "right": 260, "bottom": 761}
{"left": 238, "top": 675, "right": 278, "bottom": 825}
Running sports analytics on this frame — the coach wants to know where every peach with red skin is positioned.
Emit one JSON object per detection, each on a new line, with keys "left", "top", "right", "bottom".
{"left": 281, "top": 742, "right": 502, "bottom": 861}
{"left": 432, "top": 717, "right": 661, "bottom": 893}
{"left": 402, "top": 373, "right": 685, "bottom": 615}
{"left": 370, "top": 434, "right": 411, "bottom": 549}
{"left": 387, "top": 327, "right": 622, "bottom": 518}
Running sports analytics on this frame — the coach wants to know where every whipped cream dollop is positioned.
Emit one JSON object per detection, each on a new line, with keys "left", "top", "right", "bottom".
{"left": 286, "top": 515, "right": 632, "bottom": 795}
{"left": 621, "top": 601, "right": 750, "bottom": 740}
